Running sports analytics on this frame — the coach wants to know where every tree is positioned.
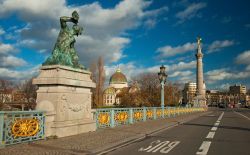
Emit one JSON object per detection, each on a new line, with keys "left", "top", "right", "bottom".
{"left": 89, "top": 56, "right": 105, "bottom": 108}
{"left": 89, "top": 61, "right": 97, "bottom": 107}
{"left": 165, "top": 82, "right": 181, "bottom": 106}
{"left": 21, "top": 78, "right": 37, "bottom": 100}
{"left": 119, "top": 88, "right": 143, "bottom": 107}
{"left": 120, "top": 73, "right": 182, "bottom": 107}
{"left": 0, "top": 79, "right": 14, "bottom": 103}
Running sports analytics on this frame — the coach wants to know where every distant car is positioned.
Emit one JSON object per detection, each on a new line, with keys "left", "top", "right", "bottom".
{"left": 218, "top": 103, "right": 226, "bottom": 108}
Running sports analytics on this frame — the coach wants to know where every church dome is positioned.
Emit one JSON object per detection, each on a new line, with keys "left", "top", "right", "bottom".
{"left": 103, "top": 87, "right": 116, "bottom": 94}
{"left": 109, "top": 68, "right": 127, "bottom": 84}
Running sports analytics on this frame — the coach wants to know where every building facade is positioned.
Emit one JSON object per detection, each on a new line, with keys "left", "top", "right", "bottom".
{"left": 103, "top": 68, "right": 128, "bottom": 106}
{"left": 182, "top": 82, "right": 197, "bottom": 104}
{"left": 229, "top": 84, "right": 247, "bottom": 94}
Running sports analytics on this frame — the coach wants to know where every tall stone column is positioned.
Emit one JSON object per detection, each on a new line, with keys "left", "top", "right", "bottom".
{"left": 195, "top": 37, "right": 206, "bottom": 106}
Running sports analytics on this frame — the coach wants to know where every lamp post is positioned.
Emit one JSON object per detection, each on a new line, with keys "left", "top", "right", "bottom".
{"left": 158, "top": 65, "right": 168, "bottom": 109}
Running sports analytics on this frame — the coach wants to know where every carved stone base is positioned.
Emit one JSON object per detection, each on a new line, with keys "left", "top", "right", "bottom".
{"left": 33, "top": 65, "right": 96, "bottom": 137}
{"left": 193, "top": 95, "right": 207, "bottom": 107}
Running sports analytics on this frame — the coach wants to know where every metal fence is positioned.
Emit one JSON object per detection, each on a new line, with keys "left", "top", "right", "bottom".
{"left": 95, "top": 107, "right": 206, "bottom": 128}
{"left": 0, "top": 111, "right": 45, "bottom": 148}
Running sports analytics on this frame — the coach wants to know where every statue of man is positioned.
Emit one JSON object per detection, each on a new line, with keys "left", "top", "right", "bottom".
{"left": 43, "top": 11, "right": 84, "bottom": 69}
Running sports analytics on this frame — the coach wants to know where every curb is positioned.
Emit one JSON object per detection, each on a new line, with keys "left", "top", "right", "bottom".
{"left": 92, "top": 111, "right": 212, "bottom": 155}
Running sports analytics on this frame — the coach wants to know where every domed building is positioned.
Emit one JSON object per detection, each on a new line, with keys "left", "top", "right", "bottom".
{"left": 103, "top": 68, "right": 128, "bottom": 106}
{"left": 109, "top": 68, "right": 128, "bottom": 89}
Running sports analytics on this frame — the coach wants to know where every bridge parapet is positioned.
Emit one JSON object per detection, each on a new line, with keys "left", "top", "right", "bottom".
{"left": 0, "top": 111, "right": 45, "bottom": 148}
{"left": 94, "top": 107, "right": 206, "bottom": 129}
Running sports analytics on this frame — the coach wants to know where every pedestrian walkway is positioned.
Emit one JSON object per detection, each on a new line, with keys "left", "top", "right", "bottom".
{"left": 0, "top": 111, "right": 210, "bottom": 155}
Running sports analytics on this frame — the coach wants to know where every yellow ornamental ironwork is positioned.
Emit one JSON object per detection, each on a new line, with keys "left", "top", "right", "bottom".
{"left": 98, "top": 113, "right": 110, "bottom": 125}
{"left": 134, "top": 111, "right": 143, "bottom": 120}
{"left": 115, "top": 112, "right": 128, "bottom": 122}
{"left": 12, "top": 118, "right": 39, "bottom": 138}
{"left": 164, "top": 109, "right": 169, "bottom": 116}
{"left": 146, "top": 110, "right": 153, "bottom": 118}
{"left": 156, "top": 110, "right": 162, "bottom": 117}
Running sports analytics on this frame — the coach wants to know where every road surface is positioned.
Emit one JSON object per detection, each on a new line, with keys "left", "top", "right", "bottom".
{"left": 105, "top": 108, "right": 250, "bottom": 155}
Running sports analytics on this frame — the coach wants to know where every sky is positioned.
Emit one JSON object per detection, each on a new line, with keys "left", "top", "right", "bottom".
{"left": 0, "top": 0, "right": 250, "bottom": 90}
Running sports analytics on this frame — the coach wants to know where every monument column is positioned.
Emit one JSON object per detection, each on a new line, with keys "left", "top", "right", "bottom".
{"left": 195, "top": 37, "right": 206, "bottom": 106}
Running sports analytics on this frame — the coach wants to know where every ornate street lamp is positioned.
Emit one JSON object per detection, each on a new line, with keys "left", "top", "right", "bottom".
{"left": 158, "top": 65, "right": 168, "bottom": 109}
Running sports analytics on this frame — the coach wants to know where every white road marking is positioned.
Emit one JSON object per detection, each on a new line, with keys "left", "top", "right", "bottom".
{"left": 139, "top": 140, "right": 180, "bottom": 154}
{"left": 196, "top": 112, "right": 224, "bottom": 155}
{"left": 206, "top": 132, "right": 215, "bottom": 139}
{"left": 148, "top": 141, "right": 169, "bottom": 152}
{"left": 159, "top": 141, "right": 180, "bottom": 154}
{"left": 234, "top": 111, "right": 250, "bottom": 120}
{"left": 217, "top": 112, "right": 224, "bottom": 121}
{"left": 214, "top": 122, "right": 220, "bottom": 126}
{"left": 211, "top": 127, "right": 217, "bottom": 131}
{"left": 196, "top": 141, "right": 211, "bottom": 155}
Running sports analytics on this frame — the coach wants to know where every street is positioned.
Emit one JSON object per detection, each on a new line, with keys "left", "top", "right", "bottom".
{"left": 105, "top": 108, "right": 250, "bottom": 155}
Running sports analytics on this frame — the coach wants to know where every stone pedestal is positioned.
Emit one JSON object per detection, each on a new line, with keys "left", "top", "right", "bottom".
{"left": 33, "top": 65, "right": 96, "bottom": 137}
{"left": 193, "top": 95, "right": 207, "bottom": 107}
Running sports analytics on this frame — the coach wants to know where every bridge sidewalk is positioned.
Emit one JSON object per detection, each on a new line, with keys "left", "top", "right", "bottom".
{"left": 0, "top": 111, "right": 210, "bottom": 155}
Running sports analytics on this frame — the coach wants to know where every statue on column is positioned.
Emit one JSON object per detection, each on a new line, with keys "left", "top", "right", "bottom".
{"left": 43, "top": 11, "right": 84, "bottom": 69}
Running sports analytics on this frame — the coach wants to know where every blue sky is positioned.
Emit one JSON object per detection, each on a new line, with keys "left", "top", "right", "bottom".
{"left": 0, "top": 0, "right": 250, "bottom": 90}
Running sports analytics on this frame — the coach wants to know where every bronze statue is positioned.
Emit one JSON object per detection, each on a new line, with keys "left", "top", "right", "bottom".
{"left": 43, "top": 11, "right": 84, "bottom": 69}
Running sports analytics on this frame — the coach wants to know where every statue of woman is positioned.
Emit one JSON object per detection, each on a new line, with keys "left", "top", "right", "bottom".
{"left": 43, "top": 11, "right": 84, "bottom": 69}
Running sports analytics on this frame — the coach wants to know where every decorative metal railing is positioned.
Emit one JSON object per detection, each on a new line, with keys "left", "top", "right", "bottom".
{"left": 0, "top": 111, "right": 45, "bottom": 148}
{"left": 95, "top": 107, "right": 206, "bottom": 129}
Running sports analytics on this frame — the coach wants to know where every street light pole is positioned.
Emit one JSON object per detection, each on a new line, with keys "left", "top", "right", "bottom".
{"left": 158, "top": 65, "right": 168, "bottom": 109}
{"left": 161, "top": 80, "right": 164, "bottom": 108}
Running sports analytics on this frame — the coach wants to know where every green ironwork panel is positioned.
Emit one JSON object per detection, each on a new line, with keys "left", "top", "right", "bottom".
{"left": 113, "top": 108, "right": 129, "bottom": 126}
{"left": 1, "top": 111, "right": 45, "bottom": 146}
{"left": 94, "top": 107, "right": 205, "bottom": 129}
{"left": 95, "top": 109, "right": 112, "bottom": 128}
{"left": 155, "top": 107, "right": 163, "bottom": 119}
{"left": 132, "top": 108, "right": 144, "bottom": 123}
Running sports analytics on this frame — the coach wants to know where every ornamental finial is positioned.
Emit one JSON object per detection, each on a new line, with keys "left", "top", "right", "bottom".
{"left": 197, "top": 36, "right": 202, "bottom": 46}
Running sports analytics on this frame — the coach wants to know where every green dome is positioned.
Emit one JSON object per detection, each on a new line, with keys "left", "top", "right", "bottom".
{"left": 109, "top": 69, "right": 127, "bottom": 84}
{"left": 103, "top": 87, "right": 116, "bottom": 94}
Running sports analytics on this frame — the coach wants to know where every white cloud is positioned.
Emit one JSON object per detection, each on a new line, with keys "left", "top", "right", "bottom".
{"left": 207, "top": 40, "right": 235, "bottom": 53}
{"left": 0, "top": 42, "right": 15, "bottom": 54}
{"left": 144, "top": 19, "right": 157, "bottom": 29}
{"left": 104, "top": 60, "right": 197, "bottom": 86}
{"left": 235, "top": 50, "right": 250, "bottom": 65}
{"left": 221, "top": 16, "right": 232, "bottom": 23}
{"left": 0, "top": 55, "right": 27, "bottom": 68}
{"left": 105, "top": 62, "right": 145, "bottom": 81}
{"left": 245, "top": 24, "right": 250, "bottom": 29}
{"left": 205, "top": 68, "right": 250, "bottom": 84}
{"left": 168, "top": 61, "right": 196, "bottom": 72}
{"left": 205, "top": 68, "right": 232, "bottom": 83}
{"left": 246, "top": 65, "right": 250, "bottom": 71}
{"left": 0, "top": 65, "right": 39, "bottom": 80}
{"left": 176, "top": 2, "right": 206, "bottom": 23}
{"left": 169, "top": 70, "right": 193, "bottom": 78}
{"left": 157, "top": 42, "right": 196, "bottom": 58}
{"left": 0, "top": 27, "right": 5, "bottom": 35}
{"left": 0, "top": 0, "right": 167, "bottom": 66}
